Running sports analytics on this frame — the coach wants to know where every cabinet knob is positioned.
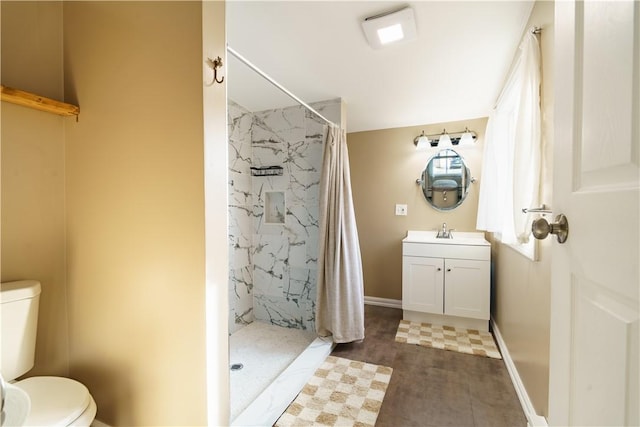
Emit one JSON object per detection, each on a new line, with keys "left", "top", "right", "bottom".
{"left": 437, "top": 267, "right": 442, "bottom": 271}
{"left": 447, "top": 268, "right": 452, "bottom": 272}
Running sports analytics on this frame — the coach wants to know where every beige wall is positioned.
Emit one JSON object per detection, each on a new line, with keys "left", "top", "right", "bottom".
{"left": 348, "top": 117, "right": 487, "bottom": 300}
{"left": 1, "top": 1, "right": 64, "bottom": 100}
{"left": 489, "top": 0, "right": 554, "bottom": 418}
{"left": 2, "top": 2, "right": 226, "bottom": 424}
{"left": 62, "top": 2, "right": 207, "bottom": 425}
{"left": 1, "top": 1, "right": 70, "bottom": 378}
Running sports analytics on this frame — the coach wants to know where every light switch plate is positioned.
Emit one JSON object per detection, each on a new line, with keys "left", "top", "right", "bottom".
{"left": 395, "top": 204, "right": 408, "bottom": 216}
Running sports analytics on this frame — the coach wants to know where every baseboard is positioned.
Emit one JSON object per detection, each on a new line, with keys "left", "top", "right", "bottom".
{"left": 91, "top": 420, "right": 111, "bottom": 427}
{"left": 363, "top": 296, "right": 402, "bottom": 309}
{"left": 491, "top": 317, "right": 548, "bottom": 427}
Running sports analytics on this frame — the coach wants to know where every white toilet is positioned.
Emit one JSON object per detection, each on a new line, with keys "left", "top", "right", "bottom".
{"left": 1, "top": 280, "right": 97, "bottom": 426}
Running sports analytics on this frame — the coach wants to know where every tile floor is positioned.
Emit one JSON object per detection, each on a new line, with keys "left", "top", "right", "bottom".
{"left": 331, "top": 305, "right": 527, "bottom": 427}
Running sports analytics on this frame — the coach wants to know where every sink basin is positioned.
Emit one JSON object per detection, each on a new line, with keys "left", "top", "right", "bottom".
{"left": 403, "top": 230, "right": 489, "bottom": 246}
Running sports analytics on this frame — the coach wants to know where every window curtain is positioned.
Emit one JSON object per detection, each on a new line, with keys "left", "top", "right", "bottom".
{"left": 476, "top": 29, "right": 541, "bottom": 244}
{"left": 316, "top": 125, "right": 365, "bottom": 344}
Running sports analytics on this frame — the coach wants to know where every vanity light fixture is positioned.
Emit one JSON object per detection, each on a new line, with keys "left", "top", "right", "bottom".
{"left": 362, "top": 7, "right": 417, "bottom": 49}
{"left": 413, "top": 128, "right": 478, "bottom": 148}
{"left": 438, "top": 130, "right": 453, "bottom": 148}
{"left": 413, "top": 131, "right": 431, "bottom": 150}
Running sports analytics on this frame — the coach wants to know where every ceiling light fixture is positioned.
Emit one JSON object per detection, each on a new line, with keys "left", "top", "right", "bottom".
{"left": 362, "top": 7, "right": 417, "bottom": 49}
{"left": 378, "top": 23, "right": 404, "bottom": 45}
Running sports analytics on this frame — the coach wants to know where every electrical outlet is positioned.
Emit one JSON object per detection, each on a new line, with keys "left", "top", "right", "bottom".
{"left": 395, "top": 204, "right": 408, "bottom": 216}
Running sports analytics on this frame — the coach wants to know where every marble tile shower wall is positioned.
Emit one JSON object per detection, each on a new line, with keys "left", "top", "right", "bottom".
{"left": 228, "top": 98, "right": 341, "bottom": 334}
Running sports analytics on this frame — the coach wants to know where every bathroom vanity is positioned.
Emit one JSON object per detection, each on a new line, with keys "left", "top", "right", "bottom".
{"left": 402, "top": 230, "right": 491, "bottom": 331}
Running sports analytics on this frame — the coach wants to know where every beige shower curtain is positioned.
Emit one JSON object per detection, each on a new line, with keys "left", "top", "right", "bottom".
{"left": 316, "top": 125, "right": 365, "bottom": 344}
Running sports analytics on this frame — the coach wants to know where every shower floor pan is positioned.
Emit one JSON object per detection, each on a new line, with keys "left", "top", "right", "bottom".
{"left": 230, "top": 321, "right": 334, "bottom": 426}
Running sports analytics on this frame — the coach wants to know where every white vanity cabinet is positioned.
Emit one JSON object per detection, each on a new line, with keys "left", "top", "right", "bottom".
{"left": 402, "top": 230, "right": 491, "bottom": 331}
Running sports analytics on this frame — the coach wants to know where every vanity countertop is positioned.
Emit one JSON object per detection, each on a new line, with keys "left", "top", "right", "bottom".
{"left": 403, "top": 230, "right": 490, "bottom": 246}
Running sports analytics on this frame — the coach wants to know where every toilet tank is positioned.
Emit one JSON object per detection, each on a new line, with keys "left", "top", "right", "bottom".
{"left": 0, "top": 280, "right": 41, "bottom": 381}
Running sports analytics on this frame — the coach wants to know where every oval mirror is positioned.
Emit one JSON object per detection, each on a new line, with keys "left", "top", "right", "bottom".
{"left": 420, "top": 149, "right": 471, "bottom": 211}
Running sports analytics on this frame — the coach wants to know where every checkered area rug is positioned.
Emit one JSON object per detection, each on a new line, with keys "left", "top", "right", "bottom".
{"left": 274, "top": 356, "right": 393, "bottom": 427}
{"left": 395, "top": 319, "right": 502, "bottom": 359}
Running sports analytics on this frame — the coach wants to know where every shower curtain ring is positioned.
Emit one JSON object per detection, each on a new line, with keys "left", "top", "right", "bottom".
{"left": 205, "top": 56, "right": 225, "bottom": 86}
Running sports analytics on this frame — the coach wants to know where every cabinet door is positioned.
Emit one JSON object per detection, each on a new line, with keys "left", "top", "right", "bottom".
{"left": 402, "top": 256, "right": 444, "bottom": 314}
{"left": 444, "top": 259, "right": 490, "bottom": 320}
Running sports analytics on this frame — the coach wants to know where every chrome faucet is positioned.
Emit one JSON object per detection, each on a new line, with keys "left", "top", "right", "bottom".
{"left": 437, "top": 222, "right": 453, "bottom": 239}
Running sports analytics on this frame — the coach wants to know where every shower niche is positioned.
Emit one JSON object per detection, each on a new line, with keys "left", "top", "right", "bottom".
{"left": 264, "top": 191, "right": 285, "bottom": 224}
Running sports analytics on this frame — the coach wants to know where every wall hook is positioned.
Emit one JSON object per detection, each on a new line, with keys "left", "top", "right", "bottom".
{"left": 205, "top": 56, "right": 224, "bottom": 86}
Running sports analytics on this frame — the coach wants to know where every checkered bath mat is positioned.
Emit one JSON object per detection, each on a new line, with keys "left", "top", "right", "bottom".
{"left": 274, "top": 355, "right": 393, "bottom": 427}
{"left": 395, "top": 319, "right": 502, "bottom": 359}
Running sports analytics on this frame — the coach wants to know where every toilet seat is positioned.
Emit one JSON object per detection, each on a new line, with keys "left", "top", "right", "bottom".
{"left": 14, "top": 376, "right": 96, "bottom": 426}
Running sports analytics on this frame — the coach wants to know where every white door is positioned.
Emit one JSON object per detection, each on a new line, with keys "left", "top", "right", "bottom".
{"left": 443, "top": 259, "right": 490, "bottom": 320}
{"left": 402, "top": 256, "right": 444, "bottom": 314}
{"left": 549, "top": 1, "right": 639, "bottom": 425}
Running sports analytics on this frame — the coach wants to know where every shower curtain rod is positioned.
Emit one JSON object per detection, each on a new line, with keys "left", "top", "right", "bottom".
{"left": 226, "top": 45, "right": 338, "bottom": 128}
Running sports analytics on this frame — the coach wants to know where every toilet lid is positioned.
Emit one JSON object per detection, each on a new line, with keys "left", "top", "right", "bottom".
{"left": 15, "top": 376, "right": 91, "bottom": 426}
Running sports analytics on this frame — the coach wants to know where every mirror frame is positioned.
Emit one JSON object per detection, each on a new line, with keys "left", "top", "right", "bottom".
{"left": 420, "top": 149, "right": 471, "bottom": 211}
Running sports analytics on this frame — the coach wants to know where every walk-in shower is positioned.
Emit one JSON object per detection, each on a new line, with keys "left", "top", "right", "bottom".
{"left": 226, "top": 46, "right": 341, "bottom": 425}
